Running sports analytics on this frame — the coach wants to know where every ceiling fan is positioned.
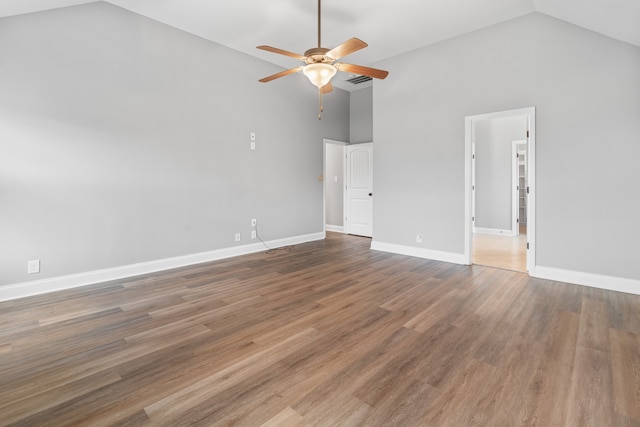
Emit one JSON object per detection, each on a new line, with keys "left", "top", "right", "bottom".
{"left": 257, "top": 0, "right": 389, "bottom": 119}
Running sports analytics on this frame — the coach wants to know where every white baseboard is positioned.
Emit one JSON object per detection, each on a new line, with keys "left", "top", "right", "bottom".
{"left": 370, "top": 240, "right": 467, "bottom": 265}
{"left": 530, "top": 266, "right": 640, "bottom": 296}
{"left": 473, "top": 227, "right": 516, "bottom": 237}
{"left": 371, "top": 241, "right": 640, "bottom": 296}
{"left": 326, "top": 224, "right": 345, "bottom": 233}
{"left": 0, "top": 232, "right": 326, "bottom": 302}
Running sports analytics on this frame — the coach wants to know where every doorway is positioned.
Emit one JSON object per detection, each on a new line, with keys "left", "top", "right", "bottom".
{"left": 323, "top": 140, "right": 374, "bottom": 238}
{"left": 323, "top": 139, "right": 347, "bottom": 233}
{"left": 464, "top": 107, "right": 536, "bottom": 272}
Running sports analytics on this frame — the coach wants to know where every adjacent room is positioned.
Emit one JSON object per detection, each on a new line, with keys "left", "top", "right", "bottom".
{"left": 1, "top": 0, "right": 639, "bottom": 425}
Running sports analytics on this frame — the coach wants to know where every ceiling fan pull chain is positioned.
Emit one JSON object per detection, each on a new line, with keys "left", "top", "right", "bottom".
{"left": 318, "top": 88, "right": 323, "bottom": 120}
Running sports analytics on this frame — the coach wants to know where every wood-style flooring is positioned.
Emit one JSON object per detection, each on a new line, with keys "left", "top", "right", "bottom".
{"left": 473, "top": 226, "right": 528, "bottom": 272}
{"left": 1, "top": 232, "right": 639, "bottom": 426}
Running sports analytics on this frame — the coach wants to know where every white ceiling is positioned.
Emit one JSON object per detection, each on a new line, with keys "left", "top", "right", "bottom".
{"left": 2, "top": 0, "right": 639, "bottom": 90}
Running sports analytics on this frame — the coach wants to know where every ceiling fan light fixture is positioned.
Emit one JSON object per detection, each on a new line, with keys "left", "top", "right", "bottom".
{"left": 303, "top": 63, "right": 337, "bottom": 88}
{"left": 256, "top": 0, "right": 388, "bottom": 118}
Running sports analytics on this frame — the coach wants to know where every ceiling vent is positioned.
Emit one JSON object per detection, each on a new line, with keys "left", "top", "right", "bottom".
{"left": 346, "top": 75, "right": 373, "bottom": 85}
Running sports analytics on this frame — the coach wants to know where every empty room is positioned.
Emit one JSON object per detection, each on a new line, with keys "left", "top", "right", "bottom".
{"left": 1, "top": 0, "right": 639, "bottom": 425}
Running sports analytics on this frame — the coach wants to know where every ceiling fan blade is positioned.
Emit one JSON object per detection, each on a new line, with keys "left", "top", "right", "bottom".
{"left": 326, "top": 38, "right": 368, "bottom": 60}
{"left": 335, "top": 63, "right": 389, "bottom": 79}
{"left": 321, "top": 82, "right": 333, "bottom": 94}
{"left": 257, "top": 45, "right": 306, "bottom": 61}
{"left": 259, "top": 66, "right": 304, "bottom": 83}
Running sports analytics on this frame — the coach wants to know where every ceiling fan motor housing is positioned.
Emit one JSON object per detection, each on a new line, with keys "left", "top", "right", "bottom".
{"left": 304, "top": 47, "right": 333, "bottom": 64}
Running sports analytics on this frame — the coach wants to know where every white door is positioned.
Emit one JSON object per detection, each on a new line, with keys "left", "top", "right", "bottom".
{"left": 346, "top": 143, "right": 373, "bottom": 237}
{"left": 471, "top": 142, "right": 476, "bottom": 233}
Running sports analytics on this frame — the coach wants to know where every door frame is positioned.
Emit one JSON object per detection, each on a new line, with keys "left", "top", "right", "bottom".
{"left": 464, "top": 107, "right": 536, "bottom": 271}
{"left": 323, "top": 138, "right": 348, "bottom": 235}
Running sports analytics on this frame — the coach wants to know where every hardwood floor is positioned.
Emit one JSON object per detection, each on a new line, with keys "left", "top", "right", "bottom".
{"left": 1, "top": 232, "right": 639, "bottom": 426}
{"left": 473, "top": 225, "right": 527, "bottom": 272}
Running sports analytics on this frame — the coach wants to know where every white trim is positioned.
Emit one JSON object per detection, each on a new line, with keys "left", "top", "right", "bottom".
{"left": 464, "top": 120, "right": 473, "bottom": 261}
{"left": 531, "top": 266, "right": 640, "bottom": 296}
{"left": 474, "top": 227, "right": 516, "bottom": 236}
{"left": 526, "top": 112, "right": 536, "bottom": 271}
{"left": 466, "top": 108, "right": 534, "bottom": 122}
{"left": 325, "top": 225, "right": 345, "bottom": 233}
{"left": 371, "top": 241, "right": 467, "bottom": 265}
{"left": 0, "top": 232, "right": 325, "bottom": 302}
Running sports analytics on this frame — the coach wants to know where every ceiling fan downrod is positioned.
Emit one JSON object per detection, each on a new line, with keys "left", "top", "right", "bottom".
{"left": 317, "top": 0, "right": 323, "bottom": 119}
{"left": 317, "top": 0, "right": 322, "bottom": 48}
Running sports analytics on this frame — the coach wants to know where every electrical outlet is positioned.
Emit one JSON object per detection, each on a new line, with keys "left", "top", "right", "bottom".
{"left": 250, "top": 141, "right": 256, "bottom": 151}
{"left": 27, "top": 259, "right": 40, "bottom": 274}
{"left": 251, "top": 218, "right": 257, "bottom": 227}
{"left": 250, "top": 132, "right": 256, "bottom": 141}
{"left": 416, "top": 234, "right": 423, "bottom": 244}
{"left": 235, "top": 233, "right": 241, "bottom": 242}
{"left": 251, "top": 230, "right": 257, "bottom": 239}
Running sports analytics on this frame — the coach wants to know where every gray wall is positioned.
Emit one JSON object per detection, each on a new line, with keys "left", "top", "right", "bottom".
{"left": 475, "top": 115, "right": 527, "bottom": 231}
{"left": 0, "top": 2, "right": 350, "bottom": 286}
{"left": 350, "top": 87, "right": 373, "bottom": 144}
{"left": 373, "top": 12, "right": 640, "bottom": 280}
{"left": 324, "top": 143, "right": 344, "bottom": 227}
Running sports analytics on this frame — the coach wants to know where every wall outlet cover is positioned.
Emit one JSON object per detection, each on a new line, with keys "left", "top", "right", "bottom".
{"left": 27, "top": 259, "right": 40, "bottom": 274}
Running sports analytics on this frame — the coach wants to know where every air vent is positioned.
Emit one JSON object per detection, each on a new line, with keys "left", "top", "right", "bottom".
{"left": 346, "top": 75, "right": 372, "bottom": 85}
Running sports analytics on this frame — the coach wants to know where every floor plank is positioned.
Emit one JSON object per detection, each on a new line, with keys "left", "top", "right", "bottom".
{"left": 610, "top": 328, "right": 640, "bottom": 421}
{"left": 0, "top": 232, "right": 638, "bottom": 426}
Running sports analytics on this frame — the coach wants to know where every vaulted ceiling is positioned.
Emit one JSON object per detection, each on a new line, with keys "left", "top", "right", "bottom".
{"left": 2, "top": 0, "right": 638, "bottom": 90}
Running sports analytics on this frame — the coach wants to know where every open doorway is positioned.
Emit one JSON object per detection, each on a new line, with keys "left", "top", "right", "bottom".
{"left": 323, "top": 139, "right": 347, "bottom": 234}
{"left": 323, "top": 140, "right": 374, "bottom": 238}
{"left": 464, "top": 107, "right": 536, "bottom": 273}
